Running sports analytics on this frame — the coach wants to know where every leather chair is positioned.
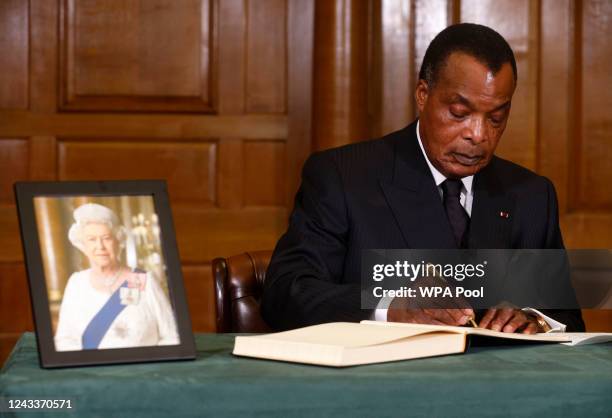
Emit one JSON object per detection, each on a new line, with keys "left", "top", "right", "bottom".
{"left": 213, "top": 250, "right": 273, "bottom": 333}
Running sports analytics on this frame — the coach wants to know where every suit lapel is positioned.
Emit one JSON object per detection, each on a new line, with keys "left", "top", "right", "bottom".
{"left": 468, "top": 159, "right": 515, "bottom": 248}
{"left": 379, "top": 123, "right": 457, "bottom": 249}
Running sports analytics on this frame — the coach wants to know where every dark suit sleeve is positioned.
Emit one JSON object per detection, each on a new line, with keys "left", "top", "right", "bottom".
{"left": 261, "top": 152, "right": 369, "bottom": 330}
{"left": 540, "top": 178, "right": 585, "bottom": 332}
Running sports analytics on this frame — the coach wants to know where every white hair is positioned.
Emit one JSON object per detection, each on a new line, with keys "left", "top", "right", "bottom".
{"left": 68, "top": 203, "right": 127, "bottom": 254}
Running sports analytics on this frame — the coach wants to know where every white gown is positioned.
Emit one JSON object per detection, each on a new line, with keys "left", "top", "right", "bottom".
{"left": 54, "top": 269, "right": 180, "bottom": 351}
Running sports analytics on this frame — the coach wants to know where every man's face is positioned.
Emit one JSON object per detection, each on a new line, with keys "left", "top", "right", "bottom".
{"left": 415, "top": 52, "right": 515, "bottom": 178}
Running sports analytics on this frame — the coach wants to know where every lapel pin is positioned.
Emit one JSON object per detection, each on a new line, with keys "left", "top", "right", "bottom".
{"left": 499, "top": 211, "right": 510, "bottom": 219}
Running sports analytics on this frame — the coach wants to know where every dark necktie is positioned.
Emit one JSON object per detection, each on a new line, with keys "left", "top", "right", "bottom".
{"left": 441, "top": 179, "right": 469, "bottom": 248}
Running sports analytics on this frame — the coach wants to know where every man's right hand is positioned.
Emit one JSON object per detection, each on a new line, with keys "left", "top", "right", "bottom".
{"left": 386, "top": 296, "right": 474, "bottom": 326}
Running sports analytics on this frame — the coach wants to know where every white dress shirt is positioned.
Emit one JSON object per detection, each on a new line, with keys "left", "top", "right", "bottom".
{"left": 373, "top": 121, "right": 566, "bottom": 332}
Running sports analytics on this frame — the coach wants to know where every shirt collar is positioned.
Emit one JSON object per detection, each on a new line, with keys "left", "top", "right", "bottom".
{"left": 415, "top": 120, "right": 473, "bottom": 194}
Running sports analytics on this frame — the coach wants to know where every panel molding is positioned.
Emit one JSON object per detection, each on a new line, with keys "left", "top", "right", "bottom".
{"left": 0, "top": 112, "right": 287, "bottom": 139}
{"left": 58, "top": 0, "right": 215, "bottom": 113}
{"left": 57, "top": 138, "right": 218, "bottom": 206}
{"left": 0, "top": 0, "right": 29, "bottom": 110}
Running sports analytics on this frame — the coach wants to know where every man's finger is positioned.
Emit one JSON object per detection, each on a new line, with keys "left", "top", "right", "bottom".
{"left": 502, "top": 312, "right": 529, "bottom": 333}
{"left": 521, "top": 322, "right": 538, "bottom": 335}
{"left": 490, "top": 308, "right": 514, "bottom": 331}
{"left": 423, "top": 309, "right": 457, "bottom": 325}
{"left": 478, "top": 308, "right": 497, "bottom": 329}
{"left": 461, "top": 308, "right": 475, "bottom": 318}
{"left": 446, "top": 308, "right": 470, "bottom": 325}
{"left": 415, "top": 310, "right": 447, "bottom": 326}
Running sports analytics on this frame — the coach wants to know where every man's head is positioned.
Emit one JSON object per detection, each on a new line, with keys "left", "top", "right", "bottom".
{"left": 416, "top": 23, "right": 517, "bottom": 178}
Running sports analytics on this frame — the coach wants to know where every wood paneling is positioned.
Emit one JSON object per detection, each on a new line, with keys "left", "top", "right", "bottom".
{"left": 217, "top": 0, "right": 246, "bottom": 114}
{"left": 0, "top": 112, "right": 287, "bottom": 139}
{"left": 243, "top": 141, "right": 286, "bottom": 207}
{"left": 539, "top": 0, "right": 572, "bottom": 212}
{"left": 183, "top": 264, "right": 215, "bottom": 331}
{"left": 0, "top": 263, "right": 32, "bottom": 332}
{"left": 582, "top": 309, "right": 612, "bottom": 332}
{"left": 1, "top": 0, "right": 315, "bottom": 366}
{"left": 461, "top": 0, "right": 537, "bottom": 171}
{"left": 370, "top": 0, "right": 413, "bottom": 138}
{"left": 286, "top": 0, "right": 314, "bottom": 204}
{"left": 0, "top": 207, "right": 23, "bottom": 263}
{"left": 1, "top": 335, "right": 21, "bottom": 367}
{"left": 0, "top": 0, "right": 28, "bottom": 110}
{"left": 1, "top": 262, "right": 32, "bottom": 366}
{"left": 0, "top": 139, "right": 29, "bottom": 204}
{"left": 174, "top": 207, "right": 288, "bottom": 262}
{"left": 246, "top": 0, "right": 287, "bottom": 114}
{"left": 217, "top": 138, "right": 244, "bottom": 209}
{"left": 576, "top": 0, "right": 612, "bottom": 210}
{"left": 59, "top": 0, "right": 212, "bottom": 112}
{"left": 28, "top": 136, "right": 58, "bottom": 181}
{"left": 414, "top": 0, "right": 452, "bottom": 83}
{"left": 58, "top": 140, "right": 217, "bottom": 205}
{"left": 313, "top": 0, "right": 370, "bottom": 150}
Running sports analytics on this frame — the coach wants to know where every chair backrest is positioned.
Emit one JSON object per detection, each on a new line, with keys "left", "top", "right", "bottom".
{"left": 213, "top": 250, "right": 273, "bottom": 333}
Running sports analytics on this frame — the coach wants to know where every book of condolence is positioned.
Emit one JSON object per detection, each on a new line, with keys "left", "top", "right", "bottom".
{"left": 233, "top": 321, "right": 612, "bottom": 367}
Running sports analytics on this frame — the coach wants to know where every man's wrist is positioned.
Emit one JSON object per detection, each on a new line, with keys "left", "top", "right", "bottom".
{"left": 521, "top": 308, "right": 566, "bottom": 332}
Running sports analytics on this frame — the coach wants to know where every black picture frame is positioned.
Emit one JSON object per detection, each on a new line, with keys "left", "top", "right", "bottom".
{"left": 14, "top": 180, "right": 196, "bottom": 368}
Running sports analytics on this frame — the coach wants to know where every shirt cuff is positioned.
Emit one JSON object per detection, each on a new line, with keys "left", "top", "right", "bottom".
{"left": 371, "top": 297, "right": 393, "bottom": 321}
{"left": 521, "top": 308, "right": 567, "bottom": 332}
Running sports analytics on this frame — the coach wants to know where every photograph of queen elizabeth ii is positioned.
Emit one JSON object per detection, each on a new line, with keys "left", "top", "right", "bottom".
{"left": 33, "top": 196, "right": 180, "bottom": 352}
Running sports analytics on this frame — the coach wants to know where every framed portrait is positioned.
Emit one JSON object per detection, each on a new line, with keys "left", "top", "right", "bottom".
{"left": 14, "top": 180, "right": 196, "bottom": 368}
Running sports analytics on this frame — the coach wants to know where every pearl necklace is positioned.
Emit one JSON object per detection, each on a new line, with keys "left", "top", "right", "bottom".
{"left": 100, "top": 268, "right": 122, "bottom": 288}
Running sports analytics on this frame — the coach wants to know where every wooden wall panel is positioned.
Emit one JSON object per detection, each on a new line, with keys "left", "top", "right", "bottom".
{"left": 0, "top": 336, "right": 21, "bottom": 367}
{"left": 0, "top": 139, "right": 29, "bottom": 204}
{"left": 246, "top": 0, "right": 287, "bottom": 113}
{"left": 0, "top": 113, "right": 287, "bottom": 139}
{"left": 174, "top": 207, "right": 287, "bottom": 263}
{"left": 1, "top": 0, "right": 315, "bottom": 364}
{"left": 58, "top": 140, "right": 217, "bottom": 205}
{"left": 183, "top": 264, "right": 215, "bottom": 331}
{"left": 461, "top": 0, "right": 537, "bottom": 171}
{"left": 370, "top": 0, "right": 413, "bottom": 138}
{"left": 28, "top": 136, "right": 58, "bottom": 181}
{"left": 0, "top": 207, "right": 23, "bottom": 263}
{"left": 286, "top": 0, "right": 314, "bottom": 205}
{"left": 312, "top": 0, "right": 370, "bottom": 150}
{"left": 59, "top": 0, "right": 212, "bottom": 112}
{"left": 243, "top": 141, "right": 286, "bottom": 207}
{"left": 0, "top": 0, "right": 28, "bottom": 110}
{"left": 576, "top": 0, "right": 612, "bottom": 210}
{"left": 539, "top": 0, "right": 572, "bottom": 212}
{"left": 414, "top": 0, "right": 451, "bottom": 83}
{"left": 0, "top": 263, "right": 33, "bottom": 333}
{"left": 217, "top": 0, "right": 246, "bottom": 114}
{"left": 582, "top": 310, "right": 612, "bottom": 332}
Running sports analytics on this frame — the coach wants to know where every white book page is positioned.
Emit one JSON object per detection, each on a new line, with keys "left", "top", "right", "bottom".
{"left": 251, "top": 322, "right": 460, "bottom": 348}
{"left": 361, "top": 321, "right": 612, "bottom": 345}
{"left": 559, "top": 333, "right": 612, "bottom": 346}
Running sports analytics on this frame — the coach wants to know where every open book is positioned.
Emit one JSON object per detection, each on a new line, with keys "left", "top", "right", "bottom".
{"left": 233, "top": 321, "right": 612, "bottom": 367}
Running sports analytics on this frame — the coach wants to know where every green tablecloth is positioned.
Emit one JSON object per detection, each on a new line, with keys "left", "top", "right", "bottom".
{"left": 1, "top": 333, "right": 611, "bottom": 417}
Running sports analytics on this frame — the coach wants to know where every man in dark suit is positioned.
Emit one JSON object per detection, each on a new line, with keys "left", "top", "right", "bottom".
{"left": 261, "top": 23, "right": 585, "bottom": 332}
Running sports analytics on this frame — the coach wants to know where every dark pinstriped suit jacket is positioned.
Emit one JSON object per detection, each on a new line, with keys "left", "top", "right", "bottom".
{"left": 261, "top": 120, "right": 584, "bottom": 331}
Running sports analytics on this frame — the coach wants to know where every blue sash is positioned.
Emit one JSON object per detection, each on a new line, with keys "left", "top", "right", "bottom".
{"left": 82, "top": 281, "right": 129, "bottom": 350}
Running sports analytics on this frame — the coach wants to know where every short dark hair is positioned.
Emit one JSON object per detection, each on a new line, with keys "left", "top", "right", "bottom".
{"left": 419, "top": 23, "right": 517, "bottom": 87}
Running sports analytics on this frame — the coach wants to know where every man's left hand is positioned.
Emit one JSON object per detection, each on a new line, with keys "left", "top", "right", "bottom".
{"left": 478, "top": 308, "right": 541, "bottom": 334}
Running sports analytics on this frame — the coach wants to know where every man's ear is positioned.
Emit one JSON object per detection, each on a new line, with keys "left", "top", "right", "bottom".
{"left": 415, "top": 79, "right": 429, "bottom": 114}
